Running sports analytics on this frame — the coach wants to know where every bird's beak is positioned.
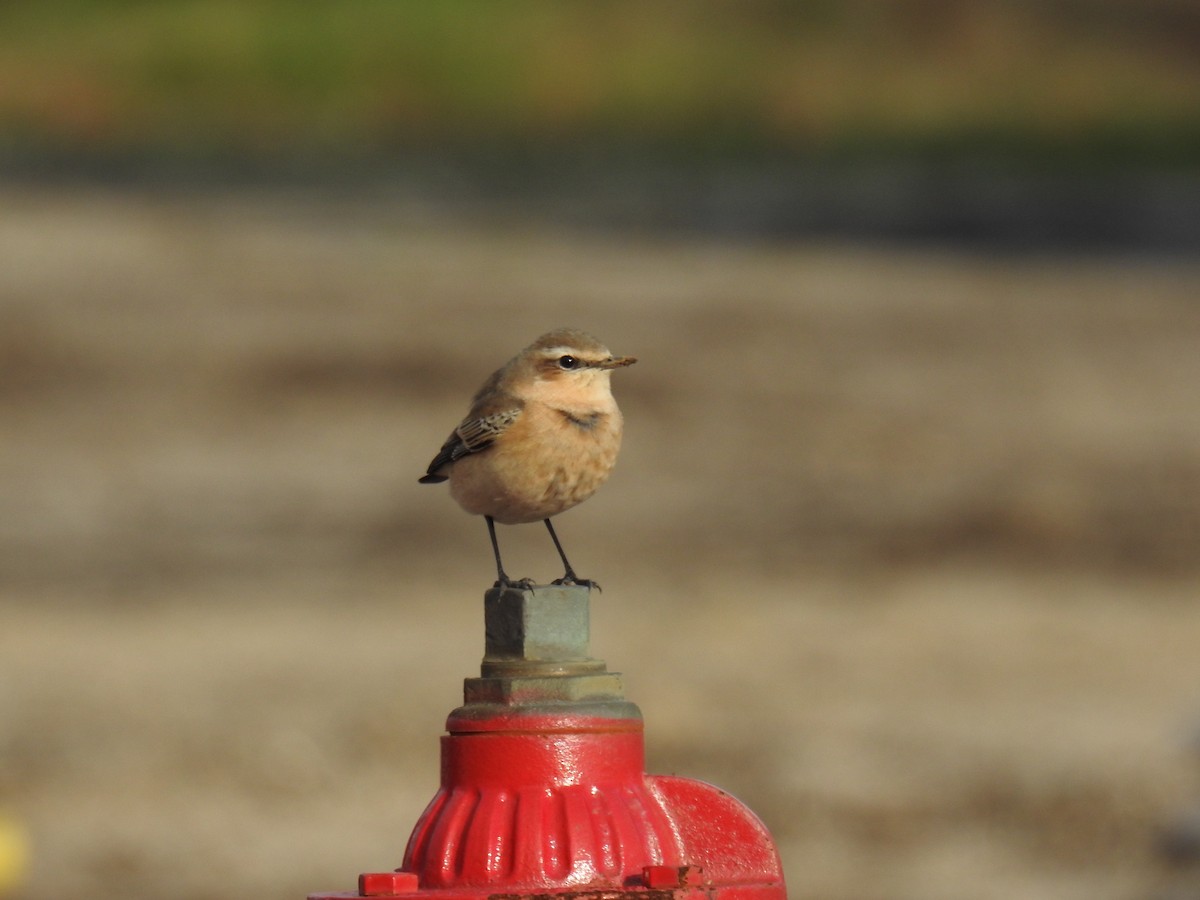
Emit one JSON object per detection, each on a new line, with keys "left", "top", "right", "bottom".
{"left": 599, "top": 355, "right": 637, "bottom": 369}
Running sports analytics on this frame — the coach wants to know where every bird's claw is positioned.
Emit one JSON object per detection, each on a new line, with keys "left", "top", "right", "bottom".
{"left": 495, "top": 576, "right": 536, "bottom": 591}
{"left": 552, "top": 574, "right": 601, "bottom": 592}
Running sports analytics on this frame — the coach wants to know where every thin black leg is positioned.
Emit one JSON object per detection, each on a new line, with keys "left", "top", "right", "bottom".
{"left": 544, "top": 518, "right": 599, "bottom": 591}
{"left": 486, "top": 516, "right": 533, "bottom": 590}
{"left": 485, "top": 516, "right": 509, "bottom": 587}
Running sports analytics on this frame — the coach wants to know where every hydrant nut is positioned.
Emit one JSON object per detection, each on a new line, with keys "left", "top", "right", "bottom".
{"left": 358, "top": 871, "right": 419, "bottom": 896}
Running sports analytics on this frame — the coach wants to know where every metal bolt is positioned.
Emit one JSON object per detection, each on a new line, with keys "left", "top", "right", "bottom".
{"left": 358, "top": 870, "right": 419, "bottom": 896}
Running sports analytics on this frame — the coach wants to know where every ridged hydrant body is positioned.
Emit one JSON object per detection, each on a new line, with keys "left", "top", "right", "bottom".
{"left": 309, "top": 585, "right": 786, "bottom": 900}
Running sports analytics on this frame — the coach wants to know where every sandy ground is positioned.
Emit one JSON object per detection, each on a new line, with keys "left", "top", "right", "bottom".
{"left": 2, "top": 185, "right": 1200, "bottom": 900}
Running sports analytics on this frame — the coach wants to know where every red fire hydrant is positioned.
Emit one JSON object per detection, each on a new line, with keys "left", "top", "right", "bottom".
{"left": 309, "top": 585, "right": 786, "bottom": 900}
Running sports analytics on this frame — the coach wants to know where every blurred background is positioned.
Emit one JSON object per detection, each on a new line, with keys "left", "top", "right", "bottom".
{"left": 1, "top": 2, "right": 1199, "bottom": 899}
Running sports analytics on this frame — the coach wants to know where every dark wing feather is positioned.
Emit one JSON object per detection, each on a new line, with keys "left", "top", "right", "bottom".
{"left": 418, "top": 406, "right": 522, "bottom": 483}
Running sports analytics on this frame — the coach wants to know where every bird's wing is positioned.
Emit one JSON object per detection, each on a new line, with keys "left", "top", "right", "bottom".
{"left": 418, "top": 404, "right": 522, "bottom": 483}
{"left": 456, "top": 407, "right": 522, "bottom": 452}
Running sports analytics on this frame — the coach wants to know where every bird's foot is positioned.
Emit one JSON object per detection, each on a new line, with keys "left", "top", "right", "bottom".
{"left": 495, "top": 575, "right": 536, "bottom": 591}
{"left": 552, "top": 572, "right": 601, "bottom": 592}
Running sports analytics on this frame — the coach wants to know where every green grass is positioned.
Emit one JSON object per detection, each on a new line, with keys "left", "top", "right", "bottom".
{"left": 1, "top": 0, "right": 1197, "bottom": 168}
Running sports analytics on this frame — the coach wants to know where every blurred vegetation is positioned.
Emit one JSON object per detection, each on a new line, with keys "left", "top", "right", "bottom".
{"left": 0, "top": 0, "right": 1198, "bottom": 170}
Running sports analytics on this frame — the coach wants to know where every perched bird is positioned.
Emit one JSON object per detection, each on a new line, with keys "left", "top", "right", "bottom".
{"left": 420, "top": 328, "right": 636, "bottom": 589}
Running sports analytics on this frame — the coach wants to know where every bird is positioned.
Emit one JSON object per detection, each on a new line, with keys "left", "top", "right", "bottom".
{"left": 419, "top": 328, "right": 636, "bottom": 590}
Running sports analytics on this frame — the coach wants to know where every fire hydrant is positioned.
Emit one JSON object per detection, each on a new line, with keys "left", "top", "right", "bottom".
{"left": 309, "top": 585, "right": 786, "bottom": 900}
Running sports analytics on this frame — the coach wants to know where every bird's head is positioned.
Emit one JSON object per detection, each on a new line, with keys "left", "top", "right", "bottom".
{"left": 517, "top": 328, "right": 636, "bottom": 399}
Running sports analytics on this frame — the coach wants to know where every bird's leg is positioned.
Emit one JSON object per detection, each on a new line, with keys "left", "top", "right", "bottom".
{"left": 544, "top": 518, "right": 600, "bottom": 591}
{"left": 485, "top": 516, "right": 533, "bottom": 590}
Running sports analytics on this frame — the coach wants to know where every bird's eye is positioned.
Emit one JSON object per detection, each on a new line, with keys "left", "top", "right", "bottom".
{"left": 557, "top": 355, "right": 579, "bottom": 370}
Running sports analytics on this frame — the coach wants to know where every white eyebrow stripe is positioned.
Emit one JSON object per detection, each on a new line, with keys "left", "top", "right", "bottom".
{"left": 541, "top": 346, "right": 610, "bottom": 366}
